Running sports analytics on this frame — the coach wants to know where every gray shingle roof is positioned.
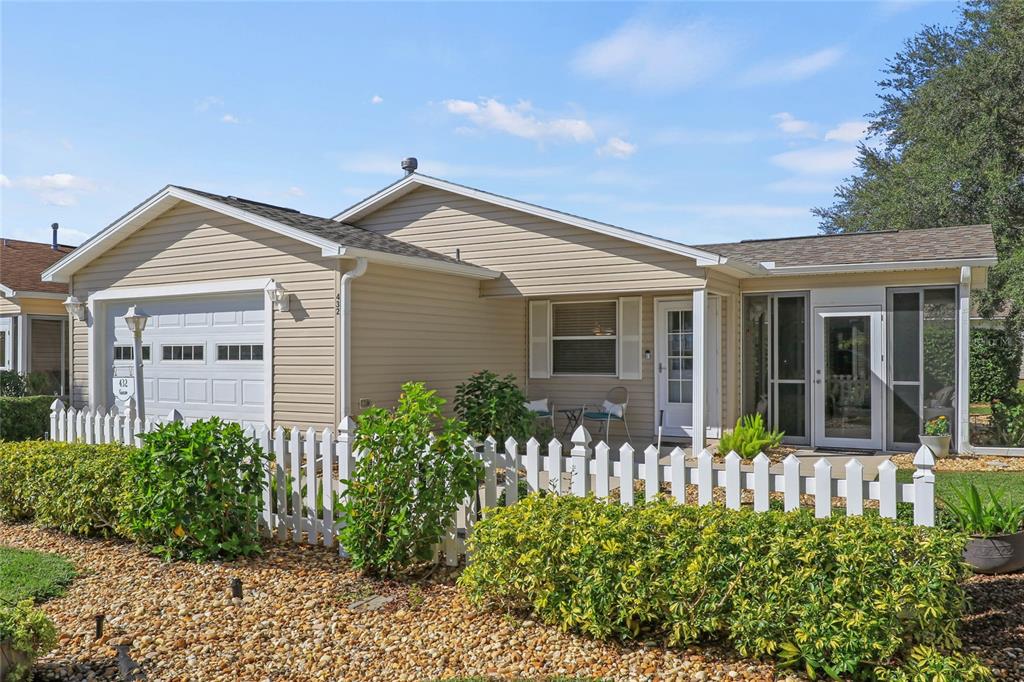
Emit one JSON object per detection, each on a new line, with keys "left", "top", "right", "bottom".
{"left": 173, "top": 186, "right": 467, "bottom": 266}
{"left": 699, "top": 224, "right": 996, "bottom": 268}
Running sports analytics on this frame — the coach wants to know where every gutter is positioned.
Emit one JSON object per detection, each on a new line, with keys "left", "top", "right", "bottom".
{"left": 338, "top": 257, "right": 368, "bottom": 419}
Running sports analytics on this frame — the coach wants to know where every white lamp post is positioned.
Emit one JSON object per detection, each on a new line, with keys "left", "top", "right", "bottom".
{"left": 123, "top": 305, "right": 149, "bottom": 422}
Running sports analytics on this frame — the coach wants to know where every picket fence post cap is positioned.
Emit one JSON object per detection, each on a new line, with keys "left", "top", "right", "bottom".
{"left": 338, "top": 416, "right": 357, "bottom": 432}
{"left": 619, "top": 442, "right": 635, "bottom": 456}
{"left": 49, "top": 398, "right": 65, "bottom": 411}
{"left": 644, "top": 444, "right": 659, "bottom": 457}
{"left": 570, "top": 425, "right": 591, "bottom": 445}
{"left": 783, "top": 453, "right": 800, "bottom": 466}
{"left": 752, "top": 452, "right": 770, "bottom": 465}
{"left": 548, "top": 437, "right": 561, "bottom": 449}
{"left": 814, "top": 457, "right": 831, "bottom": 472}
{"left": 504, "top": 436, "right": 518, "bottom": 452}
{"left": 526, "top": 436, "right": 540, "bottom": 448}
{"left": 878, "top": 459, "right": 897, "bottom": 473}
{"left": 725, "top": 451, "right": 742, "bottom": 464}
{"left": 484, "top": 435, "right": 498, "bottom": 447}
{"left": 167, "top": 408, "right": 183, "bottom": 422}
{"left": 697, "top": 448, "right": 713, "bottom": 461}
{"left": 845, "top": 457, "right": 864, "bottom": 472}
{"left": 913, "top": 445, "right": 936, "bottom": 468}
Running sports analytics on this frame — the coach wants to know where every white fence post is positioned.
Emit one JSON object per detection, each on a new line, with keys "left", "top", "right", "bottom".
{"left": 644, "top": 444, "right": 660, "bottom": 502}
{"left": 167, "top": 408, "right": 183, "bottom": 423}
{"left": 274, "top": 426, "right": 288, "bottom": 542}
{"left": 289, "top": 427, "right": 301, "bottom": 543}
{"left": 504, "top": 437, "right": 520, "bottom": 506}
{"left": 547, "top": 438, "right": 563, "bottom": 495}
{"left": 571, "top": 426, "right": 591, "bottom": 497}
{"left": 724, "top": 451, "right": 741, "bottom": 510}
{"left": 482, "top": 437, "right": 498, "bottom": 509}
{"left": 670, "top": 446, "right": 686, "bottom": 502}
{"left": 595, "top": 441, "right": 610, "bottom": 499}
{"left": 258, "top": 425, "right": 272, "bottom": 537}
{"left": 49, "top": 399, "right": 63, "bottom": 440}
{"left": 305, "top": 427, "right": 318, "bottom": 544}
{"left": 846, "top": 458, "right": 864, "bottom": 517}
{"left": 912, "top": 445, "right": 936, "bottom": 527}
{"left": 783, "top": 454, "right": 801, "bottom": 512}
{"left": 814, "top": 458, "right": 832, "bottom": 518}
{"left": 619, "top": 443, "right": 634, "bottom": 506}
{"left": 525, "top": 437, "right": 540, "bottom": 494}
{"left": 321, "top": 427, "right": 335, "bottom": 547}
{"left": 878, "top": 459, "right": 897, "bottom": 519}
{"left": 697, "top": 448, "right": 713, "bottom": 506}
{"left": 752, "top": 453, "right": 770, "bottom": 512}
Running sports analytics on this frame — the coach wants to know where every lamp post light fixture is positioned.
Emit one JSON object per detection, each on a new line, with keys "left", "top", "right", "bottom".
{"left": 63, "top": 295, "right": 86, "bottom": 322}
{"left": 123, "top": 305, "right": 149, "bottom": 422}
{"left": 265, "top": 280, "right": 290, "bottom": 312}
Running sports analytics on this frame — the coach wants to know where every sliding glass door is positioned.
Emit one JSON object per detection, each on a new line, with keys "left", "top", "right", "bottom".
{"left": 743, "top": 293, "right": 809, "bottom": 444}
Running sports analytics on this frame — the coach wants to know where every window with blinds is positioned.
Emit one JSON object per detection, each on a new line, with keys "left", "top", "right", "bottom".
{"left": 551, "top": 301, "right": 617, "bottom": 375}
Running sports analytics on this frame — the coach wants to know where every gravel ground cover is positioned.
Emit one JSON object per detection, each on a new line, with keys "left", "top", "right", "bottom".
{"left": 962, "top": 570, "right": 1024, "bottom": 680}
{"left": 890, "top": 453, "right": 1024, "bottom": 472}
{"left": 0, "top": 522, "right": 786, "bottom": 682}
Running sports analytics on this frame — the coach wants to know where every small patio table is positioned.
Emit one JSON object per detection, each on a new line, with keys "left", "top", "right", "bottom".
{"left": 558, "top": 406, "right": 584, "bottom": 437}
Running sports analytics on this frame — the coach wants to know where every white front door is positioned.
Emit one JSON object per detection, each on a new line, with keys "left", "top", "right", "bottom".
{"left": 656, "top": 298, "right": 720, "bottom": 438}
{"left": 812, "top": 305, "right": 884, "bottom": 449}
{"left": 0, "top": 317, "right": 12, "bottom": 370}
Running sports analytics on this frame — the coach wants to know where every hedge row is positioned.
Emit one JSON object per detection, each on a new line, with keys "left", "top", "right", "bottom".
{"left": 0, "top": 395, "right": 53, "bottom": 441}
{"left": 460, "top": 494, "right": 990, "bottom": 681}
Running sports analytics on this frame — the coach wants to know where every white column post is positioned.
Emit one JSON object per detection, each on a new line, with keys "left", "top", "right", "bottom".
{"left": 16, "top": 313, "right": 29, "bottom": 373}
{"left": 956, "top": 266, "right": 972, "bottom": 454}
{"left": 692, "top": 288, "right": 707, "bottom": 452}
{"left": 132, "top": 326, "right": 146, "bottom": 423}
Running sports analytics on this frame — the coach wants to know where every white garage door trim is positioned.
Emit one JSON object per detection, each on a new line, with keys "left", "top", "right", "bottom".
{"left": 86, "top": 277, "right": 275, "bottom": 426}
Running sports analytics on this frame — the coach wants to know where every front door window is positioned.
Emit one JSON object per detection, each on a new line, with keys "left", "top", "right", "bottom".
{"left": 823, "top": 315, "right": 873, "bottom": 440}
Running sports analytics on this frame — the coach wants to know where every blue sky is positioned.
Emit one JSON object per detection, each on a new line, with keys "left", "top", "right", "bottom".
{"left": 2, "top": 1, "right": 960, "bottom": 247}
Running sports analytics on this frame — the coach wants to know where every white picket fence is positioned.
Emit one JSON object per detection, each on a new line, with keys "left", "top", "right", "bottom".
{"left": 46, "top": 400, "right": 938, "bottom": 566}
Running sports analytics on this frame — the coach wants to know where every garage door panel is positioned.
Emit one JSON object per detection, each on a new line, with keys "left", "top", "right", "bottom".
{"left": 107, "top": 293, "right": 267, "bottom": 427}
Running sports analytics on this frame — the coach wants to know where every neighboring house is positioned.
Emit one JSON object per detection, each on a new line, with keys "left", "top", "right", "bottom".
{"left": 42, "top": 171, "right": 997, "bottom": 453}
{"left": 0, "top": 230, "right": 75, "bottom": 394}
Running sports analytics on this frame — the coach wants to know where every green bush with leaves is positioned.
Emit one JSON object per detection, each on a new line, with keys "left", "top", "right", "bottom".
{"left": 460, "top": 494, "right": 984, "bottom": 681}
{"left": 0, "top": 395, "right": 54, "bottom": 441}
{"left": 941, "top": 482, "right": 1024, "bottom": 536}
{"left": 0, "top": 599, "right": 58, "bottom": 682}
{"left": 991, "top": 387, "right": 1024, "bottom": 447}
{"left": 454, "top": 370, "right": 534, "bottom": 447}
{"left": 123, "top": 418, "right": 268, "bottom": 561}
{"left": 340, "top": 382, "right": 481, "bottom": 577}
{"left": 0, "top": 370, "right": 25, "bottom": 397}
{"left": 717, "top": 413, "right": 783, "bottom": 457}
{"left": 0, "top": 440, "right": 134, "bottom": 536}
{"left": 970, "top": 327, "right": 1023, "bottom": 403}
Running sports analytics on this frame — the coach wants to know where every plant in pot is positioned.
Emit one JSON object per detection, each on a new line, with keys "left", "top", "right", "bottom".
{"left": 941, "top": 482, "right": 1024, "bottom": 574}
{"left": 920, "top": 415, "right": 952, "bottom": 458}
{"left": 0, "top": 599, "right": 58, "bottom": 682}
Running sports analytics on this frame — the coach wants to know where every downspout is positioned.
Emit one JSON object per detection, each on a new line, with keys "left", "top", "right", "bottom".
{"left": 338, "top": 257, "right": 368, "bottom": 419}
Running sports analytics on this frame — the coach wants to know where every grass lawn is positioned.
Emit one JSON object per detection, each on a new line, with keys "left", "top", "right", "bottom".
{"left": 970, "top": 378, "right": 1024, "bottom": 415}
{"left": 0, "top": 546, "right": 75, "bottom": 603}
{"left": 896, "top": 469, "right": 1024, "bottom": 507}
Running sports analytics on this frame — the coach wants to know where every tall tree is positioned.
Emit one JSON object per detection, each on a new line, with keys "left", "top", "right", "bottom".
{"left": 814, "top": 0, "right": 1024, "bottom": 328}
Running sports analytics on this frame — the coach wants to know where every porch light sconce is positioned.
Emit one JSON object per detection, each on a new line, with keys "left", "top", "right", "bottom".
{"left": 64, "top": 295, "right": 86, "bottom": 322}
{"left": 266, "top": 281, "right": 290, "bottom": 312}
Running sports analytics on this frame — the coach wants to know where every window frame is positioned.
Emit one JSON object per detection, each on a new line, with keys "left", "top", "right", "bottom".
{"left": 160, "top": 344, "right": 206, "bottom": 362}
{"left": 550, "top": 299, "right": 619, "bottom": 377}
{"left": 113, "top": 344, "right": 152, "bottom": 363}
{"left": 216, "top": 343, "right": 265, "bottom": 362}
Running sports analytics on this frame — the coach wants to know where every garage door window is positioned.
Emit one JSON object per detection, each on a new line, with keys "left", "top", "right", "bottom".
{"left": 217, "top": 344, "right": 263, "bottom": 361}
{"left": 114, "top": 345, "right": 151, "bottom": 362}
{"left": 162, "top": 344, "right": 204, "bottom": 361}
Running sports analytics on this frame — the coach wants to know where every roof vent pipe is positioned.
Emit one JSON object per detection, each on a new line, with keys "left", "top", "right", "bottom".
{"left": 401, "top": 157, "right": 418, "bottom": 176}
{"left": 51, "top": 223, "right": 59, "bottom": 250}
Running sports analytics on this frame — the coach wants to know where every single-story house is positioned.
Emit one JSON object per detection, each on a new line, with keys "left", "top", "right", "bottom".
{"left": 42, "top": 170, "right": 997, "bottom": 453}
{"left": 1, "top": 229, "right": 75, "bottom": 394}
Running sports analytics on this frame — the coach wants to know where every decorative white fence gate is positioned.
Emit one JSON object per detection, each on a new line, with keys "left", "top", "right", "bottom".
{"left": 46, "top": 400, "right": 938, "bottom": 565}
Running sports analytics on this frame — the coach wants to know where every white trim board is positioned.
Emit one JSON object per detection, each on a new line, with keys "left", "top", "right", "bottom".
{"left": 332, "top": 173, "right": 729, "bottom": 267}
{"left": 86, "top": 277, "right": 275, "bottom": 428}
{"left": 42, "top": 185, "right": 499, "bottom": 284}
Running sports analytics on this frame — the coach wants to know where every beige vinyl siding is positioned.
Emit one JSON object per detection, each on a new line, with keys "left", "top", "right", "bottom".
{"left": 355, "top": 186, "right": 706, "bottom": 298}
{"left": 740, "top": 268, "right": 963, "bottom": 293}
{"left": 70, "top": 202, "right": 339, "bottom": 427}
{"left": 0, "top": 299, "right": 19, "bottom": 315}
{"left": 349, "top": 263, "right": 525, "bottom": 413}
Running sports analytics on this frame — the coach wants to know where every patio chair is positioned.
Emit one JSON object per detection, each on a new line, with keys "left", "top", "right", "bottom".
{"left": 582, "top": 386, "right": 631, "bottom": 442}
{"left": 524, "top": 395, "right": 555, "bottom": 433}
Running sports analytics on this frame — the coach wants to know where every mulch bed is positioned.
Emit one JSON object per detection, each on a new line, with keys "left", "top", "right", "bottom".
{"left": 963, "top": 570, "right": 1024, "bottom": 680}
{"left": 1, "top": 522, "right": 783, "bottom": 682}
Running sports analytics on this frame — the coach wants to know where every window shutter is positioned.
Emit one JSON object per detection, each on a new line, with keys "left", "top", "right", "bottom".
{"left": 529, "top": 300, "right": 551, "bottom": 379}
{"left": 618, "top": 296, "right": 642, "bottom": 380}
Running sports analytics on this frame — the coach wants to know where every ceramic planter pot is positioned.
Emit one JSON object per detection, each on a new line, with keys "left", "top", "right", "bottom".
{"left": 919, "top": 434, "right": 951, "bottom": 458}
{"left": 963, "top": 531, "right": 1024, "bottom": 574}
{"left": 1, "top": 640, "right": 31, "bottom": 680}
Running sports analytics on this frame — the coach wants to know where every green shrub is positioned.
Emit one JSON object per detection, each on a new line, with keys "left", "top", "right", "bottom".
{"left": 875, "top": 645, "right": 994, "bottom": 681}
{"left": 717, "top": 413, "right": 783, "bottom": 457}
{"left": 0, "top": 396, "right": 54, "bottom": 441}
{"left": 940, "top": 481, "right": 1024, "bottom": 535}
{"left": 991, "top": 387, "right": 1024, "bottom": 446}
{"left": 0, "top": 440, "right": 134, "bottom": 536}
{"left": 340, "top": 382, "right": 481, "bottom": 577}
{"left": 0, "top": 548, "right": 76, "bottom": 603}
{"left": 0, "top": 600, "right": 58, "bottom": 682}
{"left": 0, "top": 370, "right": 25, "bottom": 397}
{"left": 970, "top": 327, "right": 1022, "bottom": 403}
{"left": 123, "top": 418, "right": 268, "bottom": 561}
{"left": 460, "top": 495, "right": 983, "bottom": 680}
{"left": 455, "top": 370, "right": 534, "bottom": 447}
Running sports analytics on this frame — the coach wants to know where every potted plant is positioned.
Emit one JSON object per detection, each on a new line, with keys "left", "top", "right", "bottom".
{"left": 0, "top": 599, "right": 58, "bottom": 682}
{"left": 920, "top": 415, "right": 952, "bottom": 458}
{"left": 942, "top": 483, "right": 1024, "bottom": 574}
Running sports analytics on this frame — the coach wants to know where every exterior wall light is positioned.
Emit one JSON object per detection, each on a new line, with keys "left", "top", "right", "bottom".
{"left": 266, "top": 281, "right": 290, "bottom": 312}
{"left": 64, "top": 295, "right": 87, "bottom": 322}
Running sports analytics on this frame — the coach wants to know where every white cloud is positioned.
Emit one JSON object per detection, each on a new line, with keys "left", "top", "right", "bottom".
{"left": 287, "top": 186, "right": 305, "bottom": 197}
{"left": 370, "top": 95, "right": 383, "bottom": 104}
{"left": 0, "top": 174, "right": 10, "bottom": 188}
{"left": 221, "top": 114, "right": 239, "bottom": 124}
{"left": 11, "top": 173, "right": 96, "bottom": 206}
{"left": 598, "top": 137, "right": 637, "bottom": 159}
{"left": 824, "top": 120, "right": 868, "bottom": 143}
{"left": 195, "top": 96, "right": 223, "bottom": 112}
{"left": 573, "top": 19, "right": 732, "bottom": 92}
{"left": 741, "top": 46, "right": 844, "bottom": 84}
{"left": 771, "top": 146, "right": 859, "bottom": 175}
{"left": 771, "top": 112, "right": 815, "bottom": 136}
{"left": 442, "top": 98, "right": 594, "bottom": 143}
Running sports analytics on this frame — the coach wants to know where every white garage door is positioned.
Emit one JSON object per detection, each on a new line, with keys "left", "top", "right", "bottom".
{"left": 107, "top": 294, "right": 266, "bottom": 426}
